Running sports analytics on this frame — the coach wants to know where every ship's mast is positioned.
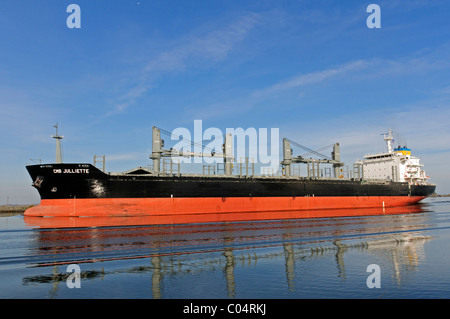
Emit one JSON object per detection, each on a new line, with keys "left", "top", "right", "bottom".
{"left": 53, "top": 123, "right": 63, "bottom": 163}
{"left": 383, "top": 129, "right": 394, "bottom": 154}
{"left": 281, "top": 138, "right": 344, "bottom": 178}
{"left": 151, "top": 126, "right": 234, "bottom": 176}
{"left": 151, "top": 126, "right": 162, "bottom": 173}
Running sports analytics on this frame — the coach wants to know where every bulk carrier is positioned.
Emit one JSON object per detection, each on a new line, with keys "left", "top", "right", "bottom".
{"left": 24, "top": 126, "right": 435, "bottom": 220}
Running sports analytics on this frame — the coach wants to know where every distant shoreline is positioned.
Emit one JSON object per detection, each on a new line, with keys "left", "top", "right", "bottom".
{"left": 0, "top": 205, "right": 34, "bottom": 213}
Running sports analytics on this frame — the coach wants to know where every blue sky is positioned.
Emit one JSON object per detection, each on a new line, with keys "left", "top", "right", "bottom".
{"left": 1, "top": 0, "right": 450, "bottom": 204}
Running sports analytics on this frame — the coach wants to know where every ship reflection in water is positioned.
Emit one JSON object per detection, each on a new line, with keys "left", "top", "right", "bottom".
{"left": 21, "top": 204, "right": 435, "bottom": 298}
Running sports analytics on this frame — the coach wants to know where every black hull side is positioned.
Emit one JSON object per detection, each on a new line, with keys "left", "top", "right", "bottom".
{"left": 26, "top": 164, "right": 436, "bottom": 200}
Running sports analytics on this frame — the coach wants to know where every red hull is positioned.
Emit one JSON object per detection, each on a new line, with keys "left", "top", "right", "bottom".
{"left": 24, "top": 204, "right": 425, "bottom": 229}
{"left": 24, "top": 196, "right": 426, "bottom": 220}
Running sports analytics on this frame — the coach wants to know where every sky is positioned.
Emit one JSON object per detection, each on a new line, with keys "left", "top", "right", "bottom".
{"left": 1, "top": 0, "right": 450, "bottom": 204}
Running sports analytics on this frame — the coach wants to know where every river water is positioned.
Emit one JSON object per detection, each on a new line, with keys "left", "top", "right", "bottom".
{"left": 1, "top": 197, "right": 450, "bottom": 302}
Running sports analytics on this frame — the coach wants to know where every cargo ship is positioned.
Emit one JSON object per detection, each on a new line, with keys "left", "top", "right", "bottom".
{"left": 24, "top": 126, "right": 435, "bottom": 219}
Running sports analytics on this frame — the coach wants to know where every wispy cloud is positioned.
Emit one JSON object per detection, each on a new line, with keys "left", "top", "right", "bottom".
{"left": 106, "top": 13, "right": 262, "bottom": 116}
{"left": 189, "top": 59, "right": 373, "bottom": 120}
{"left": 370, "top": 56, "right": 450, "bottom": 79}
{"left": 253, "top": 60, "right": 371, "bottom": 97}
{"left": 107, "top": 82, "right": 153, "bottom": 116}
{"left": 191, "top": 40, "right": 450, "bottom": 121}
{"left": 144, "top": 13, "right": 261, "bottom": 73}
{"left": 253, "top": 41, "right": 450, "bottom": 100}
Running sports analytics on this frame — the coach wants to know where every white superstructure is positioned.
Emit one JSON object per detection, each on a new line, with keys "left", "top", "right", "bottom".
{"left": 358, "top": 130, "right": 430, "bottom": 185}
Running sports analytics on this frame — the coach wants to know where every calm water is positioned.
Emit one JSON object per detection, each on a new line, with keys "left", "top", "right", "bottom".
{"left": 1, "top": 197, "right": 450, "bottom": 301}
